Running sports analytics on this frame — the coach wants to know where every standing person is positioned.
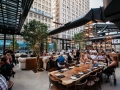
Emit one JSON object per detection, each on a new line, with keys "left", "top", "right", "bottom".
{"left": 76, "top": 49, "right": 80, "bottom": 61}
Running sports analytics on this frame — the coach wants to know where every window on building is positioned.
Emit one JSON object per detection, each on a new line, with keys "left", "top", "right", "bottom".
{"left": 49, "top": 3, "right": 51, "bottom": 6}
{"left": 46, "top": 1, "right": 48, "bottom": 5}
{"left": 46, "top": 7, "right": 48, "bottom": 11}
{"left": 42, "top": 5, "right": 44, "bottom": 9}
{"left": 29, "top": 19, "right": 31, "bottom": 22}
{"left": 38, "top": 4, "right": 41, "bottom": 8}
{"left": 34, "top": 2, "right": 37, "bottom": 7}
{"left": 42, "top": 0, "right": 45, "bottom": 3}
{"left": 45, "top": 17, "right": 47, "bottom": 22}
{"left": 42, "top": 16, "right": 44, "bottom": 20}
{"left": 34, "top": 13, "right": 37, "bottom": 18}
{"left": 38, "top": 15, "right": 41, "bottom": 19}
{"left": 48, "top": 24, "right": 50, "bottom": 28}
{"left": 29, "top": 12, "right": 32, "bottom": 17}
{"left": 49, "top": 8, "right": 51, "bottom": 12}
{"left": 49, "top": 18, "right": 51, "bottom": 22}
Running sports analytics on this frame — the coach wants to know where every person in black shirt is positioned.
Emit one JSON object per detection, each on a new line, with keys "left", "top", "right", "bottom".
{"left": 67, "top": 53, "right": 72, "bottom": 63}
{"left": 0, "top": 56, "right": 12, "bottom": 81}
{"left": 10, "top": 50, "right": 16, "bottom": 66}
{"left": 76, "top": 49, "right": 80, "bottom": 61}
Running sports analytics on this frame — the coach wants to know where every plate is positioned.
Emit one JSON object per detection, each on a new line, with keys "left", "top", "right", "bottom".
{"left": 61, "top": 68, "right": 68, "bottom": 71}
{"left": 86, "top": 62, "right": 90, "bottom": 64}
{"left": 94, "top": 67, "right": 98, "bottom": 69}
{"left": 70, "top": 76, "right": 76, "bottom": 79}
{"left": 77, "top": 64, "right": 80, "bottom": 66}
{"left": 87, "top": 69, "right": 91, "bottom": 71}
{"left": 78, "top": 72, "right": 83, "bottom": 74}
{"left": 98, "top": 65, "right": 104, "bottom": 67}
{"left": 69, "top": 66, "right": 74, "bottom": 69}
{"left": 55, "top": 73, "right": 60, "bottom": 76}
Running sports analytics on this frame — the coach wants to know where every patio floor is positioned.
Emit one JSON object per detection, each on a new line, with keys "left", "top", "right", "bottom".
{"left": 11, "top": 64, "right": 120, "bottom": 90}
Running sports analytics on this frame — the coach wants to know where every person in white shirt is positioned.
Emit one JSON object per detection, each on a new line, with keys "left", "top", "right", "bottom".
{"left": 90, "top": 53, "right": 97, "bottom": 60}
{"left": 0, "top": 74, "right": 8, "bottom": 90}
{"left": 97, "top": 53, "right": 105, "bottom": 61}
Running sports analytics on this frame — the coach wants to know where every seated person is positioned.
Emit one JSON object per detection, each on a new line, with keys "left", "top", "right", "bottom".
{"left": 101, "top": 49, "right": 106, "bottom": 55}
{"left": 105, "top": 54, "right": 112, "bottom": 65}
{"left": 80, "top": 53, "right": 88, "bottom": 63}
{"left": 47, "top": 54, "right": 55, "bottom": 69}
{"left": 0, "top": 74, "right": 8, "bottom": 89}
{"left": 0, "top": 56, "right": 12, "bottom": 81}
{"left": 97, "top": 53, "right": 105, "bottom": 61}
{"left": 103, "top": 56, "right": 117, "bottom": 75}
{"left": 111, "top": 48, "right": 116, "bottom": 53}
{"left": 66, "top": 53, "right": 73, "bottom": 63}
{"left": 84, "top": 51, "right": 90, "bottom": 59}
{"left": 57, "top": 54, "right": 66, "bottom": 68}
{"left": 90, "top": 53, "right": 97, "bottom": 60}
{"left": 43, "top": 52, "right": 47, "bottom": 56}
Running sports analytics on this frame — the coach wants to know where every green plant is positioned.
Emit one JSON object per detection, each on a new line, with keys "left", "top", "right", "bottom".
{"left": 10, "top": 36, "right": 19, "bottom": 51}
{"left": 23, "top": 20, "right": 48, "bottom": 71}
{"left": 74, "top": 32, "right": 88, "bottom": 51}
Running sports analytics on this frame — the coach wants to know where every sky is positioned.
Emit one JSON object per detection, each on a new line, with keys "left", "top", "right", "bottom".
{"left": 90, "top": 0, "right": 103, "bottom": 9}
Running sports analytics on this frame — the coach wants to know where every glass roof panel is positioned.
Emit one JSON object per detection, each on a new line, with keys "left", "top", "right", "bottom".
{"left": 0, "top": 0, "right": 34, "bottom": 34}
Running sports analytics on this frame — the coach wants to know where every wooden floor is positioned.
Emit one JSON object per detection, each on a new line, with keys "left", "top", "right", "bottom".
{"left": 11, "top": 64, "right": 120, "bottom": 90}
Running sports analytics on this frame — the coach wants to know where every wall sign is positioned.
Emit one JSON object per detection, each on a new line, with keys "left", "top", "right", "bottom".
{"left": 112, "top": 39, "right": 120, "bottom": 44}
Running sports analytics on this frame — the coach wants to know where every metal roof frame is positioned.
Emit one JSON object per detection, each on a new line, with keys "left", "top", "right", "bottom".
{"left": 0, "top": 0, "right": 34, "bottom": 35}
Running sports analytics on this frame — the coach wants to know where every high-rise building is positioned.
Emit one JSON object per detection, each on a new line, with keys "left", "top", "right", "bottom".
{"left": 52, "top": 0, "right": 90, "bottom": 50}
{"left": 17, "top": 0, "right": 53, "bottom": 41}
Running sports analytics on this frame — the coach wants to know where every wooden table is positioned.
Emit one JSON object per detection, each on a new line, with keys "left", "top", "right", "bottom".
{"left": 49, "top": 64, "right": 102, "bottom": 86}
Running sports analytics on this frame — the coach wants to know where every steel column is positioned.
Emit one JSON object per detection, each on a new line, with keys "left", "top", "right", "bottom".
{"left": 3, "top": 34, "right": 6, "bottom": 55}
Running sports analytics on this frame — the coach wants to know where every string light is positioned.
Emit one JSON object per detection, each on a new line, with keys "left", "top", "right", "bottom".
{"left": 3, "top": 6, "right": 6, "bottom": 9}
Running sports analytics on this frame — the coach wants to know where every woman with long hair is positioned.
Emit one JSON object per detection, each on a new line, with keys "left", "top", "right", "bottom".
{"left": 80, "top": 53, "right": 88, "bottom": 64}
{"left": 103, "top": 56, "right": 117, "bottom": 75}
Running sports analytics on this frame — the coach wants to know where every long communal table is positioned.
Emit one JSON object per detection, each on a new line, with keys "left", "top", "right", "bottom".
{"left": 49, "top": 64, "right": 103, "bottom": 86}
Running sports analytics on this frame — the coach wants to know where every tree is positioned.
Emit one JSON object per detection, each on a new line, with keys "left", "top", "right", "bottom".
{"left": 10, "top": 36, "right": 19, "bottom": 51}
{"left": 23, "top": 20, "right": 48, "bottom": 71}
{"left": 74, "top": 32, "right": 87, "bottom": 51}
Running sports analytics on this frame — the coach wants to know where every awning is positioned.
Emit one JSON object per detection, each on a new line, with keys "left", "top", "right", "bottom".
{"left": 103, "top": 0, "right": 120, "bottom": 29}
{"left": 49, "top": 7, "right": 106, "bottom": 35}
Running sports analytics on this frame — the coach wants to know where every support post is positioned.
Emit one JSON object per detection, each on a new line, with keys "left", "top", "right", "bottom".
{"left": 3, "top": 34, "right": 6, "bottom": 55}
{"left": 13, "top": 35, "right": 14, "bottom": 52}
{"left": 62, "top": 40, "right": 64, "bottom": 49}
{"left": 46, "top": 38, "right": 47, "bottom": 53}
{"left": 66, "top": 39, "right": 67, "bottom": 51}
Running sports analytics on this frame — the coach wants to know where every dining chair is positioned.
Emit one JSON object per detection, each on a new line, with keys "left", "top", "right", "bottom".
{"left": 104, "top": 68, "right": 117, "bottom": 86}
{"left": 86, "top": 73, "right": 97, "bottom": 90}
{"left": 75, "top": 79, "right": 88, "bottom": 90}
{"left": 49, "top": 75, "right": 59, "bottom": 90}
{"left": 49, "top": 67, "right": 58, "bottom": 72}
{"left": 97, "top": 70, "right": 102, "bottom": 88}
{"left": 58, "top": 81, "right": 76, "bottom": 90}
